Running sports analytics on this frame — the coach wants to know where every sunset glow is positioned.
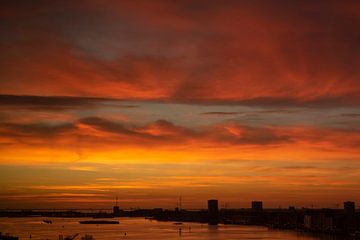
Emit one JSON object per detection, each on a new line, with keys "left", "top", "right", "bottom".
{"left": 0, "top": 0, "right": 360, "bottom": 210}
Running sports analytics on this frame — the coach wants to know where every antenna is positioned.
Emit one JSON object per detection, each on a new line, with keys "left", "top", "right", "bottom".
{"left": 179, "top": 196, "right": 182, "bottom": 211}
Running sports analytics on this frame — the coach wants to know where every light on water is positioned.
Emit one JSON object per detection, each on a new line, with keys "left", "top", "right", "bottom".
{"left": 0, "top": 217, "right": 336, "bottom": 240}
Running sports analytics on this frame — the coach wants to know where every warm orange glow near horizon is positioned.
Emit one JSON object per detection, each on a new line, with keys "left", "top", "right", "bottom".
{"left": 0, "top": 0, "right": 360, "bottom": 209}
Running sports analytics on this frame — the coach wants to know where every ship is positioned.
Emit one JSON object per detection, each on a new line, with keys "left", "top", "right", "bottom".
{"left": 43, "top": 219, "right": 52, "bottom": 224}
{"left": 79, "top": 220, "right": 119, "bottom": 224}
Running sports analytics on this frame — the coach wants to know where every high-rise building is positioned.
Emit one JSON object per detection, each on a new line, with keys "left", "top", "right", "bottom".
{"left": 113, "top": 206, "right": 120, "bottom": 216}
{"left": 113, "top": 197, "right": 120, "bottom": 216}
{"left": 251, "top": 201, "right": 263, "bottom": 211}
{"left": 344, "top": 201, "right": 355, "bottom": 215}
{"left": 208, "top": 199, "right": 219, "bottom": 225}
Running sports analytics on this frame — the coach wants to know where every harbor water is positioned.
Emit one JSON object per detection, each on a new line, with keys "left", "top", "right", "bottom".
{"left": 0, "top": 217, "right": 337, "bottom": 240}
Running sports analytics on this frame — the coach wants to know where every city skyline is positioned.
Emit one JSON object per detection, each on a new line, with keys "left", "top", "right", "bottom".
{"left": 1, "top": 0, "right": 360, "bottom": 209}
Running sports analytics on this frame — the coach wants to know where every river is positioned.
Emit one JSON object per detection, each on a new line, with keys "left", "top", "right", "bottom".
{"left": 0, "top": 217, "right": 337, "bottom": 240}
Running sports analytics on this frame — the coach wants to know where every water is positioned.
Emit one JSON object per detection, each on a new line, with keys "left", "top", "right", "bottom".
{"left": 0, "top": 217, "right": 335, "bottom": 240}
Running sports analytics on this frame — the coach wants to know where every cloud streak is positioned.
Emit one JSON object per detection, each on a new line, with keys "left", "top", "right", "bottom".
{"left": 0, "top": 95, "right": 138, "bottom": 110}
{"left": 1, "top": 1, "right": 360, "bottom": 107}
{"left": 1, "top": 0, "right": 360, "bottom": 208}
{"left": 1, "top": 116, "right": 359, "bottom": 156}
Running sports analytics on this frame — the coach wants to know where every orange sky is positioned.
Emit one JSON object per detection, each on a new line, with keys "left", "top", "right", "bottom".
{"left": 0, "top": 0, "right": 360, "bottom": 209}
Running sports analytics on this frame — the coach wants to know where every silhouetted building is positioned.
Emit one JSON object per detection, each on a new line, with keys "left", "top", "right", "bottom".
{"left": 344, "top": 201, "right": 355, "bottom": 215}
{"left": 208, "top": 199, "right": 219, "bottom": 225}
{"left": 304, "top": 214, "right": 334, "bottom": 232}
{"left": 113, "top": 197, "right": 120, "bottom": 216}
{"left": 252, "top": 201, "right": 263, "bottom": 211}
{"left": 0, "top": 232, "right": 18, "bottom": 240}
{"left": 113, "top": 206, "right": 120, "bottom": 216}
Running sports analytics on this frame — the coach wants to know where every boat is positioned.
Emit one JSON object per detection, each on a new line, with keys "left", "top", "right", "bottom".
{"left": 43, "top": 219, "right": 52, "bottom": 224}
{"left": 79, "top": 220, "right": 119, "bottom": 224}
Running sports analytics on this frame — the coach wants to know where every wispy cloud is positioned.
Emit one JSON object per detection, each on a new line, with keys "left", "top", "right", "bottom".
{"left": 1, "top": 1, "right": 360, "bottom": 107}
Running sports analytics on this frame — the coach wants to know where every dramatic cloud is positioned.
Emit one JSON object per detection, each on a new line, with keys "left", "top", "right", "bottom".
{"left": 201, "top": 112, "right": 242, "bottom": 116}
{"left": 1, "top": 0, "right": 360, "bottom": 208}
{"left": 0, "top": 94, "right": 137, "bottom": 110}
{"left": 0, "top": 0, "right": 360, "bottom": 106}
{"left": 1, "top": 116, "right": 359, "bottom": 154}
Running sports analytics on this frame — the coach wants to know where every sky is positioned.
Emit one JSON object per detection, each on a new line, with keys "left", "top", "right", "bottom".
{"left": 0, "top": 0, "right": 360, "bottom": 209}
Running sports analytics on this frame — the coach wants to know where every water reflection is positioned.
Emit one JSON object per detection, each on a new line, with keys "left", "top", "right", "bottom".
{"left": 0, "top": 217, "right": 338, "bottom": 240}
